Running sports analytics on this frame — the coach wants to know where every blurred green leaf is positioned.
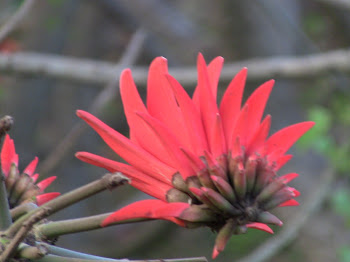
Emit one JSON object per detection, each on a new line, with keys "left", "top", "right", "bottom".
{"left": 338, "top": 246, "right": 350, "bottom": 262}
{"left": 297, "top": 107, "right": 332, "bottom": 151}
{"left": 331, "top": 189, "right": 350, "bottom": 226}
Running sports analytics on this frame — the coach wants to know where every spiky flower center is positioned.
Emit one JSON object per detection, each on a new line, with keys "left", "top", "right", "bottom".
{"left": 169, "top": 151, "right": 291, "bottom": 232}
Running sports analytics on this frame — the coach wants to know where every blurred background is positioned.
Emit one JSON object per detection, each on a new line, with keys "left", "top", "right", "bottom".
{"left": 0, "top": 0, "right": 350, "bottom": 261}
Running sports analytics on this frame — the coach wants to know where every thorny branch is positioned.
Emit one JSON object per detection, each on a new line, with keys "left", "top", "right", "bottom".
{"left": 1, "top": 48, "right": 350, "bottom": 86}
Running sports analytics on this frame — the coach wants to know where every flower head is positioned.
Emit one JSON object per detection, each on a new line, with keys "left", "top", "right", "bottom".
{"left": 1, "top": 134, "right": 60, "bottom": 207}
{"left": 76, "top": 54, "right": 314, "bottom": 258}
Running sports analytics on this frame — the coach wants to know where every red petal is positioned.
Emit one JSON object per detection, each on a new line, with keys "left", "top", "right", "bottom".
{"left": 197, "top": 54, "right": 226, "bottom": 157}
{"left": 264, "top": 121, "right": 315, "bottom": 158}
{"left": 246, "top": 222, "right": 274, "bottom": 234}
{"left": 36, "top": 176, "right": 56, "bottom": 192}
{"left": 273, "top": 154, "right": 293, "bottom": 171}
{"left": 212, "top": 247, "right": 220, "bottom": 259}
{"left": 280, "top": 173, "right": 299, "bottom": 183}
{"left": 166, "top": 74, "right": 209, "bottom": 156}
{"left": 242, "top": 80, "right": 274, "bottom": 143}
{"left": 219, "top": 68, "right": 247, "bottom": 146}
{"left": 119, "top": 69, "right": 148, "bottom": 143}
{"left": 279, "top": 199, "right": 299, "bottom": 207}
{"left": 207, "top": 56, "right": 224, "bottom": 101}
{"left": 23, "top": 157, "right": 38, "bottom": 177}
{"left": 31, "top": 173, "right": 39, "bottom": 183}
{"left": 146, "top": 58, "right": 190, "bottom": 148}
{"left": 1, "top": 134, "right": 18, "bottom": 176}
{"left": 102, "top": 199, "right": 189, "bottom": 227}
{"left": 136, "top": 112, "right": 195, "bottom": 179}
{"left": 76, "top": 110, "right": 176, "bottom": 184}
{"left": 36, "top": 192, "right": 60, "bottom": 206}
{"left": 246, "top": 115, "right": 271, "bottom": 155}
{"left": 76, "top": 152, "right": 172, "bottom": 201}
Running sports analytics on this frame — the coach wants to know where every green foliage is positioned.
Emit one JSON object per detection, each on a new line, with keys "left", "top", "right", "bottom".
{"left": 298, "top": 106, "right": 333, "bottom": 155}
{"left": 331, "top": 189, "right": 350, "bottom": 226}
{"left": 338, "top": 246, "right": 350, "bottom": 262}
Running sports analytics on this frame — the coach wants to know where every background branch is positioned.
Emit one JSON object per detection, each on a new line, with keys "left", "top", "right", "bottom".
{"left": 313, "top": 0, "right": 350, "bottom": 10}
{"left": 237, "top": 168, "right": 336, "bottom": 262}
{"left": 1, "top": 48, "right": 350, "bottom": 86}
{"left": 38, "top": 28, "right": 146, "bottom": 176}
{"left": 0, "top": 0, "right": 37, "bottom": 43}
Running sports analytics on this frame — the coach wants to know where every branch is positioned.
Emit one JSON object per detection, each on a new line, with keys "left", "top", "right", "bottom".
{"left": 10, "top": 202, "right": 38, "bottom": 220}
{"left": 237, "top": 168, "right": 336, "bottom": 262}
{"left": 35, "top": 213, "right": 149, "bottom": 239}
{"left": 38, "top": 28, "right": 147, "bottom": 176}
{"left": 31, "top": 254, "right": 207, "bottom": 262}
{"left": 0, "top": 0, "right": 37, "bottom": 43}
{"left": 1, "top": 48, "right": 350, "bottom": 86}
{"left": 0, "top": 208, "right": 48, "bottom": 261}
{"left": 313, "top": 0, "right": 350, "bottom": 10}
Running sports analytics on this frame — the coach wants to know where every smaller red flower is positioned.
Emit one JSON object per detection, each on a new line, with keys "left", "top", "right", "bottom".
{"left": 1, "top": 134, "right": 60, "bottom": 207}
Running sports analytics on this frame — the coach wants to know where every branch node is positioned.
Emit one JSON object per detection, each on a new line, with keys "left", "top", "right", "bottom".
{"left": 103, "top": 172, "right": 129, "bottom": 191}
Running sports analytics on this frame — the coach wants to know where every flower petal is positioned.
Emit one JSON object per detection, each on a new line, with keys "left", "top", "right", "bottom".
{"left": 263, "top": 121, "right": 315, "bottom": 158}
{"left": 36, "top": 176, "right": 57, "bottom": 192}
{"left": 76, "top": 152, "right": 172, "bottom": 201}
{"left": 1, "top": 134, "right": 18, "bottom": 176}
{"left": 166, "top": 74, "right": 209, "bottom": 156}
{"left": 196, "top": 54, "right": 226, "bottom": 157}
{"left": 246, "top": 222, "right": 274, "bottom": 234}
{"left": 102, "top": 199, "right": 189, "bottom": 227}
{"left": 146, "top": 57, "right": 190, "bottom": 149}
{"left": 23, "top": 157, "right": 38, "bottom": 177}
{"left": 207, "top": 56, "right": 224, "bottom": 102}
{"left": 219, "top": 68, "right": 247, "bottom": 146}
{"left": 77, "top": 110, "right": 176, "bottom": 184}
{"left": 36, "top": 192, "right": 60, "bottom": 206}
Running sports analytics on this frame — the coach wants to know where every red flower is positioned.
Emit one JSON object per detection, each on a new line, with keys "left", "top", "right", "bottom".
{"left": 76, "top": 54, "right": 314, "bottom": 258}
{"left": 1, "top": 134, "right": 60, "bottom": 207}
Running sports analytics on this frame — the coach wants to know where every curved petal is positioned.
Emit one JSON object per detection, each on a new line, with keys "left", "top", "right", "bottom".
{"left": 1, "top": 134, "right": 18, "bottom": 176}
{"left": 23, "top": 157, "right": 38, "bottom": 177}
{"left": 76, "top": 152, "right": 172, "bottom": 201}
{"left": 263, "top": 121, "right": 315, "bottom": 159}
{"left": 146, "top": 57, "right": 190, "bottom": 149}
{"left": 220, "top": 68, "right": 247, "bottom": 146}
{"left": 196, "top": 54, "right": 226, "bottom": 157}
{"left": 36, "top": 192, "right": 60, "bottom": 206}
{"left": 102, "top": 199, "right": 190, "bottom": 227}
{"left": 246, "top": 222, "right": 274, "bottom": 234}
{"left": 36, "top": 176, "right": 57, "bottom": 192}
{"left": 77, "top": 110, "right": 176, "bottom": 184}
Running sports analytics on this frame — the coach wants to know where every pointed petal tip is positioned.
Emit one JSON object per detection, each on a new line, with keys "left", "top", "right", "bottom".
{"left": 246, "top": 222, "right": 274, "bottom": 234}
{"left": 212, "top": 247, "right": 220, "bottom": 259}
{"left": 36, "top": 192, "right": 60, "bottom": 206}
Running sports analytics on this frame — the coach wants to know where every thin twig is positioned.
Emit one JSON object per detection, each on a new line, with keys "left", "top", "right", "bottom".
{"left": 237, "top": 168, "right": 336, "bottom": 262}
{"left": 1, "top": 48, "right": 350, "bottom": 85}
{"left": 313, "top": 0, "right": 350, "bottom": 10}
{"left": 38, "top": 28, "right": 147, "bottom": 176}
{"left": 0, "top": 0, "right": 37, "bottom": 43}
